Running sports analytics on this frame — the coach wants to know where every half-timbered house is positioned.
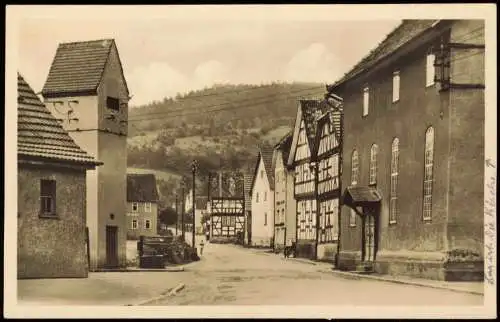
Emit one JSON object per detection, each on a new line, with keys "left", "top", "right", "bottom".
{"left": 287, "top": 99, "right": 328, "bottom": 259}
{"left": 208, "top": 171, "right": 245, "bottom": 244}
{"left": 311, "top": 97, "right": 343, "bottom": 263}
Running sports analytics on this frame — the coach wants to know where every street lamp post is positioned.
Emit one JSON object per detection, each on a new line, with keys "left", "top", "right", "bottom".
{"left": 191, "top": 159, "right": 198, "bottom": 250}
{"left": 181, "top": 177, "right": 186, "bottom": 241}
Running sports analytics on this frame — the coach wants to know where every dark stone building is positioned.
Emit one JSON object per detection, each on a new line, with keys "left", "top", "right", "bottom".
{"left": 327, "top": 19, "right": 485, "bottom": 281}
{"left": 17, "top": 73, "right": 101, "bottom": 279}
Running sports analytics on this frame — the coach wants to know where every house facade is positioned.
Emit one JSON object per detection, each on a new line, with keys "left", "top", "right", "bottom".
{"left": 42, "top": 39, "right": 130, "bottom": 270}
{"left": 272, "top": 132, "right": 293, "bottom": 252}
{"left": 126, "top": 174, "right": 159, "bottom": 240}
{"left": 17, "top": 73, "right": 101, "bottom": 279}
{"left": 250, "top": 145, "right": 275, "bottom": 247}
{"left": 311, "top": 104, "right": 343, "bottom": 263}
{"left": 328, "top": 19, "right": 485, "bottom": 281}
{"left": 243, "top": 172, "right": 253, "bottom": 245}
{"left": 287, "top": 100, "right": 329, "bottom": 259}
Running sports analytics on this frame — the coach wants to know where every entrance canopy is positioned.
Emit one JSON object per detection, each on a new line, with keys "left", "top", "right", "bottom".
{"left": 342, "top": 186, "right": 382, "bottom": 209}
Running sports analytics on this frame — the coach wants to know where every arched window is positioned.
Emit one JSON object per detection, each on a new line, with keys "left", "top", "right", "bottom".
{"left": 389, "top": 138, "right": 399, "bottom": 224}
{"left": 351, "top": 150, "right": 359, "bottom": 185}
{"left": 423, "top": 127, "right": 435, "bottom": 221}
{"left": 369, "top": 144, "right": 378, "bottom": 185}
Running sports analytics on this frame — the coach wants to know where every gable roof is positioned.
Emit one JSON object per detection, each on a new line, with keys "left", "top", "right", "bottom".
{"left": 127, "top": 173, "right": 159, "bottom": 202}
{"left": 274, "top": 131, "right": 293, "bottom": 167}
{"left": 42, "top": 39, "right": 129, "bottom": 97}
{"left": 329, "top": 20, "right": 441, "bottom": 90}
{"left": 243, "top": 171, "right": 253, "bottom": 211}
{"left": 250, "top": 144, "right": 275, "bottom": 193}
{"left": 17, "top": 73, "right": 101, "bottom": 167}
{"left": 313, "top": 108, "right": 342, "bottom": 159}
{"left": 195, "top": 196, "right": 208, "bottom": 210}
{"left": 299, "top": 99, "right": 330, "bottom": 152}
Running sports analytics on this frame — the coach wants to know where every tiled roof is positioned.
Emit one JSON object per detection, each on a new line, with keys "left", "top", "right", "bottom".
{"left": 343, "top": 186, "right": 382, "bottom": 207}
{"left": 42, "top": 39, "right": 128, "bottom": 97}
{"left": 259, "top": 144, "right": 275, "bottom": 190}
{"left": 195, "top": 196, "right": 208, "bottom": 210}
{"left": 299, "top": 99, "right": 330, "bottom": 152}
{"left": 329, "top": 20, "right": 440, "bottom": 89}
{"left": 243, "top": 172, "right": 253, "bottom": 211}
{"left": 275, "top": 131, "right": 293, "bottom": 165}
{"left": 127, "top": 173, "right": 159, "bottom": 202}
{"left": 17, "top": 73, "right": 101, "bottom": 166}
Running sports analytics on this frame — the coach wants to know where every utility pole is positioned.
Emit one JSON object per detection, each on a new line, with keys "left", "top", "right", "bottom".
{"left": 181, "top": 177, "right": 185, "bottom": 241}
{"left": 175, "top": 192, "right": 178, "bottom": 236}
{"left": 191, "top": 159, "right": 198, "bottom": 249}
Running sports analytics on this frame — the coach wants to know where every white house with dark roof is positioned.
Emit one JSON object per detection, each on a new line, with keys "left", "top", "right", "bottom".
{"left": 249, "top": 144, "right": 275, "bottom": 247}
{"left": 42, "top": 38, "right": 130, "bottom": 270}
{"left": 17, "top": 73, "right": 102, "bottom": 278}
{"left": 126, "top": 174, "right": 160, "bottom": 240}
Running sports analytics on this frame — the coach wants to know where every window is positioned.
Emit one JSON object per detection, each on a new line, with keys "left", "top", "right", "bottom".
{"left": 264, "top": 212, "right": 268, "bottom": 226}
{"left": 145, "top": 219, "right": 151, "bottom": 230}
{"left": 349, "top": 209, "right": 357, "bottom": 227}
{"left": 107, "top": 96, "right": 120, "bottom": 111}
{"left": 369, "top": 144, "right": 378, "bottom": 185}
{"left": 264, "top": 191, "right": 267, "bottom": 201}
{"left": 426, "top": 51, "right": 436, "bottom": 87}
{"left": 144, "top": 202, "right": 152, "bottom": 213}
{"left": 40, "top": 179, "right": 56, "bottom": 216}
{"left": 389, "top": 138, "right": 399, "bottom": 224}
{"left": 392, "top": 71, "right": 400, "bottom": 102}
{"left": 260, "top": 170, "right": 264, "bottom": 179}
{"left": 131, "top": 219, "right": 138, "bottom": 230}
{"left": 256, "top": 192, "right": 259, "bottom": 203}
{"left": 351, "top": 150, "right": 359, "bottom": 185}
{"left": 423, "top": 127, "right": 435, "bottom": 221}
{"left": 132, "top": 202, "right": 138, "bottom": 212}
{"left": 363, "top": 87, "right": 369, "bottom": 116}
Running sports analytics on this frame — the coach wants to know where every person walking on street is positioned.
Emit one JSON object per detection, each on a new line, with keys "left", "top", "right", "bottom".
{"left": 199, "top": 238, "right": 205, "bottom": 256}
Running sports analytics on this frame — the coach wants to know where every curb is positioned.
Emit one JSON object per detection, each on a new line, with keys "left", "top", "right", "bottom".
{"left": 93, "top": 266, "right": 185, "bottom": 273}
{"left": 129, "top": 283, "right": 186, "bottom": 306}
{"left": 327, "top": 269, "right": 484, "bottom": 296}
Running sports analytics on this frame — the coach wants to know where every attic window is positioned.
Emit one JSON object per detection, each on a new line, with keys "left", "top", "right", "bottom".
{"left": 362, "top": 87, "right": 369, "bottom": 116}
{"left": 107, "top": 96, "right": 120, "bottom": 111}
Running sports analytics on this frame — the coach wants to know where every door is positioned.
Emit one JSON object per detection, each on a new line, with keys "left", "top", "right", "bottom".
{"left": 363, "top": 214, "right": 376, "bottom": 262}
{"left": 247, "top": 212, "right": 252, "bottom": 244}
{"left": 106, "top": 226, "right": 119, "bottom": 268}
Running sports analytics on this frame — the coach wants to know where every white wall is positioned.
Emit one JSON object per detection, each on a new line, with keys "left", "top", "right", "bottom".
{"left": 251, "top": 157, "right": 274, "bottom": 247}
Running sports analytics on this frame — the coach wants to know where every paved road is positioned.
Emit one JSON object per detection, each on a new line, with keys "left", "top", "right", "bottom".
{"left": 147, "top": 242, "right": 484, "bottom": 306}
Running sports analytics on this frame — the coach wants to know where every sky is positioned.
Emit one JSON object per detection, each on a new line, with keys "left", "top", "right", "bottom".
{"left": 16, "top": 6, "right": 401, "bottom": 107}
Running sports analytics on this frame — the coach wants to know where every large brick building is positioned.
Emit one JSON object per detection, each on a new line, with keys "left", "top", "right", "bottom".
{"left": 17, "top": 73, "right": 101, "bottom": 278}
{"left": 327, "top": 19, "right": 485, "bottom": 280}
{"left": 42, "top": 39, "right": 130, "bottom": 270}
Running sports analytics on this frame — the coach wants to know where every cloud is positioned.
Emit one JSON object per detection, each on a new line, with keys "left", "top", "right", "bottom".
{"left": 126, "top": 62, "right": 189, "bottom": 106}
{"left": 127, "top": 60, "right": 231, "bottom": 106}
{"left": 193, "top": 60, "right": 230, "bottom": 88}
{"left": 284, "top": 42, "right": 342, "bottom": 83}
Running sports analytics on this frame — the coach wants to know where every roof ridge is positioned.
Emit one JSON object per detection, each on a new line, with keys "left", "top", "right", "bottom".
{"left": 58, "top": 38, "right": 115, "bottom": 46}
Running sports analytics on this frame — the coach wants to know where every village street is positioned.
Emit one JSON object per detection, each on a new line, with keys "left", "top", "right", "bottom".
{"left": 146, "top": 242, "right": 483, "bottom": 306}
{"left": 17, "top": 239, "right": 483, "bottom": 307}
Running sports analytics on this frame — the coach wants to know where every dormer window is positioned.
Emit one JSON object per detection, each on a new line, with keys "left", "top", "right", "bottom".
{"left": 107, "top": 96, "right": 120, "bottom": 111}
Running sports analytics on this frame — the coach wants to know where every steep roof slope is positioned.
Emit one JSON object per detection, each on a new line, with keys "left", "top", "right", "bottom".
{"left": 127, "top": 173, "right": 160, "bottom": 202}
{"left": 17, "top": 73, "right": 101, "bottom": 167}
{"left": 42, "top": 38, "right": 129, "bottom": 97}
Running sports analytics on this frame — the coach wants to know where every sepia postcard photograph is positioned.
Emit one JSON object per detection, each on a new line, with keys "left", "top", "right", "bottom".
{"left": 4, "top": 4, "right": 497, "bottom": 319}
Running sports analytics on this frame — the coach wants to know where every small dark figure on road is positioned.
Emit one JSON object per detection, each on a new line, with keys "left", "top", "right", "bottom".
{"left": 199, "top": 239, "right": 205, "bottom": 256}
{"left": 284, "top": 242, "right": 296, "bottom": 258}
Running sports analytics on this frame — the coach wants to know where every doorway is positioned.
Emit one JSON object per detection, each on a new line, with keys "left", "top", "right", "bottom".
{"left": 362, "top": 210, "right": 378, "bottom": 262}
{"left": 105, "top": 225, "right": 119, "bottom": 268}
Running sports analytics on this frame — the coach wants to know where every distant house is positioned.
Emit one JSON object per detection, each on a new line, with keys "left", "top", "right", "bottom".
{"left": 192, "top": 196, "right": 209, "bottom": 235}
{"left": 17, "top": 73, "right": 101, "bottom": 279}
{"left": 272, "top": 132, "right": 294, "bottom": 252}
{"left": 126, "top": 174, "right": 160, "bottom": 240}
{"left": 250, "top": 145, "right": 275, "bottom": 247}
{"left": 42, "top": 38, "right": 130, "bottom": 270}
